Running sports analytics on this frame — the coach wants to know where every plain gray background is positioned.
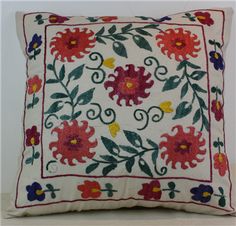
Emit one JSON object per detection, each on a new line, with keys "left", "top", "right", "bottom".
{"left": 1, "top": 0, "right": 236, "bottom": 193}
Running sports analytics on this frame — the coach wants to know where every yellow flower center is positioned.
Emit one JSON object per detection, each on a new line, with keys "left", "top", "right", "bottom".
{"left": 102, "top": 57, "right": 115, "bottom": 69}
{"left": 159, "top": 101, "right": 173, "bottom": 113}
{"left": 180, "top": 144, "right": 188, "bottom": 150}
{"left": 33, "top": 43, "right": 38, "bottom": 49}
{"left": 32, "top": 84, "right": 38, "bottom": 92}
{"left": 108, "top": 122, "right": 120, "bottom": 138}
{"left": 152, "top": 187, "right": 161, "bottom": 193}
{"left": 50, "top": 16, "right": 57, "bottom": 21}
{"left": 30, "top": 137, "right": 35, "bottom": 145}
{"left": 91, "top": 188, "right": 100, "bottom": 193}
{"left": 197, "top": 16, "right": 206, "bottom": 20}
{"left": 35, "top": 189, "right": 44, "bottom": 195}
{"left": 202, "top": 192, "right": 211, "bottom": 197}
{"left": 70, "top": 40, "right": 77, "bottom": 45}
{"left": 214, "top": 52, "right": 219, "bottom": 59}
{"left": 175, "top": 41, "right": 183, "bottom": 47}
{"left": 218, "top": 153, "right": 223, "bottom": 163}
{"left": 126, "top": 81, "right": 134, "bottom": 89}
{"left": 216, "top": 101, "right": 221, "bottom": 110}
{"left": 70, "top": 139, "right": 78, "bottom": 145}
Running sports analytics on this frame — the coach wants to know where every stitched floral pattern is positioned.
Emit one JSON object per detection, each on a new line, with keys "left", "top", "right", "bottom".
{"left": 13, "top": 10, "right": 233, "bottom": 216}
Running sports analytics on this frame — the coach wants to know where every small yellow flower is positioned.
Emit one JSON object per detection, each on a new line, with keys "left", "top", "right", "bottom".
{"left": 159, "top": 101, "right": 174, "bottom": 113}
{"left": 103, "top": 57, "right": 115, "bottom": 69}
{"left": 108, "top": 122, "right": 120, "bottom": 138}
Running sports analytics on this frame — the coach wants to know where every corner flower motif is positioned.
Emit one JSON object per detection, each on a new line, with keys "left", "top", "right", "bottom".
{"left": 26, "top": 126, "right": 40, "bottom": 146}
{"left": 190, "top": 184, "right": 213, "bottom": 203}
{"left": 194, "top": 12, "right": 214, "bottom": 26}
{"left": 138, "top": 180, "right": 162, "bottom": 200}
{"left": 104, "top": 64, "right": 154, "bottom": 106}
{"left": 211, "top": 100, "right": 223, "bottom": 121}
{"left": 26, "top": 182, "right": 45, "bottom": 201}
{"left": 156, "top": 28, "right": 201, "bottom": 61}
{"left": 49, "top": 120, "right": 97, "bottom": 166}
{"left": 209, "top": 51, "right": 224, "bottom": 71}
{"left": 49, "top": 14, "right": 69, "bottom": 23}
{"left": 27, "top": 75, "right": 42, "bottom": 95}
{"left": 28, "top": 34, "right": 42, "bottom": 60}
{"left": 50, "top": 28, "right": 96, "bottom": 62}
{"left": 100, "top": 16, "right": 118, "bottom": 22}
{"left": 160, "top": 125, "right": 206, "bottom": 169}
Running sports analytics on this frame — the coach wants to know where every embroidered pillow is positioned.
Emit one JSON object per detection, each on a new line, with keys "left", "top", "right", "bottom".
{"left": 8, "top": 8, "right": 235, "bottom": 217}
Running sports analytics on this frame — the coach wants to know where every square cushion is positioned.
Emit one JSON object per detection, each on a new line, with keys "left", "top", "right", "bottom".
{"left": 8, "top": 8, "right": 235, "bottom": 216}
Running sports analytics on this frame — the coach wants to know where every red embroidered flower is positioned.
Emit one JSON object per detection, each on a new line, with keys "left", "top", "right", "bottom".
{"left": 104, "top": 64, "right": 154, "bottom": 106}
{"left": 156, "top": 28, "right": 201, "bottom": 61}
{"left": 50, "top": 28, "right": 96, "bottom": 62}
{"left": 138, "top": 180, "right": 162, "bottom": 200}
{"left": 211, "top": 100, "right": 223, "bottom": 121}
{"left": 27, "top": 75, "right": 42, "bottom": 95}
{"left": 49, "top": 120, "right": 97, "bottom": 166}
{"left": 160, "top": 125, "right": 206, "bottom": 169}
{"left": 77, "top": 181, "right": 101, "bottom": 199}
{"left": 214, "top": 153, "right": 228, "bottom": 176}
{"left": 194, "top": 12, "right": 214, "bottom": 26}
{"left": 49, "top": 14, "right": 69, "bottom": 23}
{"left": 100, "top": 16, "right": 118, "bottom": 22}
{"left": 26, "top": 126, "right": 40, "bottom": 146}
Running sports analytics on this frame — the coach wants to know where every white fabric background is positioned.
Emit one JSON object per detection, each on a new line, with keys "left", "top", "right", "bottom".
{"left": 1, "top": 0, "right": 236, "bottom": 193}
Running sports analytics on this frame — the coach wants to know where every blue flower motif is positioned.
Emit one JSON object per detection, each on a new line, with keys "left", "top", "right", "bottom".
{"left": 26, "top": 182, "right": 45, "bottom": 201}
{"left": 209, "top": 51, "right": 224, "bottom": 70}
{"left": 156, "top": 16, "right": 172, "bottom": 22}
{"left": 28, "top": 34, "right": 42, "bottom": 53}
{"left": 190, "top": 184, "right": 213, "bottom": 203}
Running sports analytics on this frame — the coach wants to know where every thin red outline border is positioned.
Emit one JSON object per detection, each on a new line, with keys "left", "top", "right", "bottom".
{"left": 42, "top": 22, "right": 212, "bottom": 182}
{"left": 14, "top": 10, "right": 234, "bottom": 213}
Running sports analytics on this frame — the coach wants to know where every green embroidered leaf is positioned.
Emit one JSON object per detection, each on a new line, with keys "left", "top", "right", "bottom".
{"left": 190, "top": 71, "right": 206, "bottom": 80}
{"left": 51, "top": 192, "right": 56, "bottom": 199}
{"left": 151, "top": 150, "right": 158, "bottom": 166}
{"left": 33, "top": 97, "right": 39, "bottom": 105}
{"left": 76, "top": 88, "right": 95, "bottom": 105}
{"left": 146, "top": 139, "right": 159, "bottom": 150}
{"left": 132, "top": 35, "right": 152, "bottom": 51}
{"left": 219, "top": 187, "right": 224, "bottom": 195}
{"left": 162, "top": 76, "right": 181, "bottom": 91}
{"left": 185, "top": 61, "right": 201, "bottom": 69}
{"left": 96, "top": 37, "right": 106, "bottom": 44}
{"left": 102, "top": 164, "right": 117, "bottom": 176}
{"left": 60, "top": 114, "right": 71, "bottom": 120}
{"left": 68, "top": 64, "right": 85, "bottom": 81}
{"left": 123, "top": 130, "right": 143, "bottom": 147}
{"left": 105, "top": 183, "right": 113, "bottom": 190}
{"left": 86, "top": 162, "right": 99, "bottom": 174}
{"left": 96, "top": 27, "right": 105, "bottom": 36}
{"left": 208, "top": 39, "right": 215, "bottom": 45}
{"left": 100, "top": 155, "right": 118, "bottom": 163}
{"left": 59, "top": 65, "right": 65, "bottom": 81}
{"left": 143, "top": 24, "right": 159, "bottom": 29}
{"left": 25, "top": 157, "right": 33, "bottom": 164}
{"left": 193, "top": 109, "right": 201, "bottom": 124}
{"left": 192, "top": 84, "right": 207, "bottom": 93}
{"left": 173, "top": 101, "right": 192, "bottom": 120}
{"left": 113, "top": 41, "right": 128, "bottom": 58}
{"left": 177, "top": 60, "right": 200, "bottom": 71}
{"left": 47, "top": 64, "right": 54, "bottom": 70}
{"left": 169, "top": 191, "right": 175, "bottom": 199}
{"left": 180, "top": 82, "right": 188, "bottom": 99}
{"left": 202, "top": 114, "right": 209, "bottom": 131}
{"left": 219, "top": 197, "right": 226, "bottom": 207}
{"left": 138, "top": 158, "right": 153, "bottom": 177}
{"left": 119, "top": 145, "right": 138, "bottom": 154}
{"left": 38, "top": 20, "right": 44, "bottom": 25}
{"left": 27, "top": 103, "right": 33, "bottom": 109}
{"left": 125, "top": 157, "right": 135, "bottom": 173}
{"left": 198, "top": 97, "right": 208, "bottom": 110}
{"left": 72, "top": 111, "right": 82, "bottom": 120}
{"left": 34, "top": 48, "right": 41, "bottom": 55}
{"left": 168, "top": 182, "right": 176, "bottom": 190}
{"left": 33, "top": 152, "right": 40, "bottom": 159}
{"left": 135, "top": 28, "right": 152, "bottom": 36}
{"left": 44, "top": 101, "right": 63, "bottom": 114}
{"left": 101, "top": 136, "right": 120, "bottom": 156}
{"left": 46, "top": 79, "right": 59, "bottom": 84}
{"left": 35, "top": 14, "right": 42, "bottom": 20}
{"left": 46, "top": 184, "right": 54, "bottom": 191}
{"left": 137, "top": 16, "right": 149, "bottom": 20}
{"left": 121, "top": 23, "right": 132, "bottom": 33}
{"left": 108, "top": 25, "right": 116, "bottom": 34}
{"left": 213, "top": 141, "right": 219, "bottom": 148}
{"left": 112, "top": 34, "right": 128, "bottom": 41}
{"left": 70, "top": 85, "right": 79, "bottom": 100}
{"left": 50, "top": 93, "right": 68, "bottom": 99}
